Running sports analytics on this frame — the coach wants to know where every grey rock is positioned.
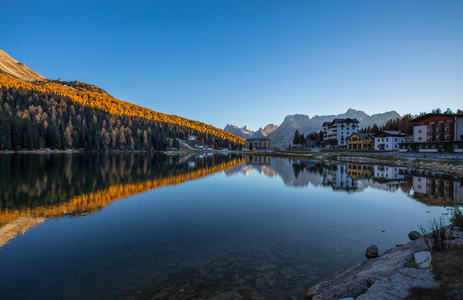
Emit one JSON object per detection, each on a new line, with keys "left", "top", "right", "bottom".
{"left": 408, "top": 230, "right": 421, "bottom": 240}
{"left": 356, "top": 268, "right": 437, "bottom": 300}
{"left": 308, "top": 239, "right": 430, "bottom": 299}
{"left": 366, "top": 245, "right": 379, "bottom": 259}
{"left": 414, "top": 251, "right": 432, "bottom": 269}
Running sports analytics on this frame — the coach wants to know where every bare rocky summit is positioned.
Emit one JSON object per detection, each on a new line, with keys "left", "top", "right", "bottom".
{"left": 0, "top": 49, "right": 46, "bottom": 82}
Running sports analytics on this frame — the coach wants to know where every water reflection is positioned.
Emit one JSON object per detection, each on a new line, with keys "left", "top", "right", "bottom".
{"left": 235, "top": 155, "right": 463, "bottom": 206}
{"left": 0, "top": 154, "right": 456, "bottom": 300}
{"left": 0, "top": 153, "right": 244, "bottom": 247}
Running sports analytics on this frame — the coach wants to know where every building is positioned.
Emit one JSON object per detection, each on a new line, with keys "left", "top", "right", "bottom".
{"left": 399, "top": 113, "right": 463, "bottom": 152}
{"left": 374, "top": 131, "right": 407, "bottom": 150}
{"left": 245, "top": 138, "right": 271, "bottom": 150}
{"left": 322, "top": 118, "right": 359, "bottom": 147}
{"left": 346, "top": 132, "right": 374, "bottom": 150}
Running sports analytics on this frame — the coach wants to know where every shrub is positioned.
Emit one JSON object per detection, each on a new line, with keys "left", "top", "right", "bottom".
{"left": 448, "top": 207, "right": 463, "bottom": 228}
{"left": 418, "top": 216, "right": 452, "bottom": 252}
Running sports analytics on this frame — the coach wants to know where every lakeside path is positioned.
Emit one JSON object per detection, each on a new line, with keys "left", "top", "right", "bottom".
{"left": 241, "top": 149, "right": 463, "bottom": 176}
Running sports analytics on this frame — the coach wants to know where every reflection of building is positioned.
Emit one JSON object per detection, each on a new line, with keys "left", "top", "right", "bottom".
{"left": 413, "top": 176, "right": 463, "bottom": 205}
{"left": 374, "top": 131, "right": 407, "bottom": 150}
{"left": 245, "top": 155, "right": 271, "bottom": 165}
{"left": 373, "top": 166, "right": 404, "bottom": 181}
{"left": 400, "top": 113, "right": 463, "bottom": 152}
{"left": 245, "top": 138, "right": 271, "bottom": 150}
{"left": 347, "top": 133, "right": 374, "bottom": 150}
{"left": 322, "top": 165, "right": 357, "bottom": 191}
{"left": 455, "top": 181, "right": 463, "bottom": 205}
{"left": 322, "top": 118, "right": 359, "bottom": 147}
{"left": 346, "top": 164, "right": 373, "bottom": 180}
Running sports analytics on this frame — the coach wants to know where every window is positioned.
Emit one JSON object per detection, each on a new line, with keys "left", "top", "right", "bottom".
{"left": 418, "top": 130, "right": 422, "bottom": 133}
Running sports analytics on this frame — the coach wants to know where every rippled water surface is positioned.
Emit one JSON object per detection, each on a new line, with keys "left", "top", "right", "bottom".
{"left": 0, "top": 153, "right": 460, "bottom": 299}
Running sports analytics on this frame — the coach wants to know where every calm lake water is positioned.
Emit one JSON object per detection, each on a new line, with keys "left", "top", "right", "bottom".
{"left": 0, "top": 153, "right": 461, "bottom": 299}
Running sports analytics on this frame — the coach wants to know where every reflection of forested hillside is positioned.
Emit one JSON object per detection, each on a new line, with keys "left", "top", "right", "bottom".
{"left": 0, "top": 154, "right": 244, "bottom": 225}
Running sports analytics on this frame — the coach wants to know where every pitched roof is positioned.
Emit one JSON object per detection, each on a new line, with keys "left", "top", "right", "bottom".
{"left": 333, "top": 118, "right": 360, "bottom": 124}
{"left": 411, "top": 113, "right": 463, "bottom": 123}
{"left": 357, "top": 132, "right": 374, "bottom": 139}
{"left": 347, "top": 132, "right": 374, "bottom": 140}
{"left": 374, "top": 130, "right": 407, "bottom": 137}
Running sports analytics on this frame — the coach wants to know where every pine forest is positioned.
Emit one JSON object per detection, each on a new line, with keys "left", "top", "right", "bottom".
{"left": 0, "top": 74, "right": 245, "bottom": 151}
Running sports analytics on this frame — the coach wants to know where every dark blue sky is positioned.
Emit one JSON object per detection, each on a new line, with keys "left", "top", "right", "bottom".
{"left": 2, "top": 0, "right": 462, "bottom": 130}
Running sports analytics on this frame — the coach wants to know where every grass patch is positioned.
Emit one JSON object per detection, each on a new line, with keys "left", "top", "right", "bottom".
{"left": 406, "top": 247, "right": 463, "bottom": 300}
{"left": 449, "top": 207, "right": 463, "bottom": 228}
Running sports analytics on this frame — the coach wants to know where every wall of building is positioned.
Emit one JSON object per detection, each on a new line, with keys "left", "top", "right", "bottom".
{"left": 375, "top": 136, "right": 404, "bottom": 150}
{"left": 413, "top": 125, "right": 427, "bottom": 142}
{"left": 455, "top": 116, "right": 463, "bottom": 141}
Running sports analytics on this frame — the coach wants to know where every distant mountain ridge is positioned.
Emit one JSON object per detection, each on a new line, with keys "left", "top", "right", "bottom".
{"left": 225, "top": 109, "right": 400, "bottom": 149}
{"left": 224, "top": 124, "right": 254, "bottom": 138}
{"left": 224, "top": 123, "right": 279, "bottom": 139}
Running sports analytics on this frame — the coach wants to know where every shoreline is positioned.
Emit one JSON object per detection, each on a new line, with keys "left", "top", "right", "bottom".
{"left": 305, "top": 225, "right": 463, "bottom": 299}
{"left": 2, "top": 149, "right": 462, "bottom": 175}
{"left": 241, "top": 150, "right": 463, "bottom": 176}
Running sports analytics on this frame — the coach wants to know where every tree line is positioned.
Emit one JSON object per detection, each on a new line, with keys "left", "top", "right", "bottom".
{"left": 298, "top": 108, "right": 462, "bottom": 145}
{"left": 0, "top": 75, "right": 244, "bottom": 151}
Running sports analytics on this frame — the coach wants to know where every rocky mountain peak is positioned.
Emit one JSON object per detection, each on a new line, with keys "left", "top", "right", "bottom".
{"left": 0, "top": 50, "right": 45, "bottom": 82}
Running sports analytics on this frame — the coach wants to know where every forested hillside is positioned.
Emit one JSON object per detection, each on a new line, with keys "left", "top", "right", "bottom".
{"left": 0, "top": 74, "right": 245, "bottom": 151}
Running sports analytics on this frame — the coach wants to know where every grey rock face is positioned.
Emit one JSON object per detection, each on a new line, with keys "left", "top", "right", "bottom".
{"left": 365, "top": 245, "right": 379, "bottom": 259}
{"left": 408, "top": 230, "right": 421, "bottom": 240}
{"left": 224, "top": 124, "right": 254, "bottom": 139}
{"left": 356, "top": 268, "right": 438, "bottom": 300}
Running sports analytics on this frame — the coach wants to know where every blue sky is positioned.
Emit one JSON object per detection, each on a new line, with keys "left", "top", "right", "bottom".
{"left": 2, "top": 0, "right": 462, "bottom": 130}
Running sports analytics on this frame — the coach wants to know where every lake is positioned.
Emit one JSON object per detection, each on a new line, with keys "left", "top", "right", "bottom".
{"left": 0, "top": 153, "right": 460, "bottom": 299}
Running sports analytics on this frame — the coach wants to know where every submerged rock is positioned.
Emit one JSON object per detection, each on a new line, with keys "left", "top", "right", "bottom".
{"left": 408, "top": 230, "right": 421, "bottom": 241}
{"left": 365, "top": 245, "right": 379, "bottom": 259}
